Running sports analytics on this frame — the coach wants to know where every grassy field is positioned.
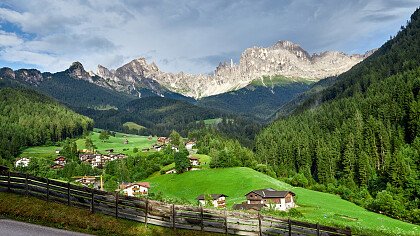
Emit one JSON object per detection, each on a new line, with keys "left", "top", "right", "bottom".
{"left": 0, "top": 192, "right": 219, "bottom": 236}
{"left": 123, "top": 122, "right": 146, "bottom": 131}
{"left": 20, "top": 129, "right": 157, "bottom": 158}
{"left": 144, "top": 167, "right": 420, "bottom": 236}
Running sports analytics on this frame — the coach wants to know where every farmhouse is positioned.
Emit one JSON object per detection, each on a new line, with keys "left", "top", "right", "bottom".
{"left": 15, "top": 157, "right": 30, "bottom": 168}
{"left": 245, "top": 188, "right": 295, "bottom": 211}
{"left": 197, "top": 194, "right": 228, "bottom": 208}
{"left": 157, "top": 137, "right": 171, "bottom": 144}
{"left": 185, "top": 141, "right": 196, "bottom": 150}
{"left": 54, "top": 156, "right": 67, "bottom": 166}
{"left": 189, "top": 157, "right": 200, "bottom": 166}
{"left": 153, "top": 145, "right": 162, "bottom": 151}
{"left": 75, "top": 176, "right": 101, "bottom": 189}
{"left": 120, "top": 182, "right": 150, "bottom": 197}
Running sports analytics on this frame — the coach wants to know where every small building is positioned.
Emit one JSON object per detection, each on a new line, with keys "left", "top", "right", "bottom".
{"left": 15, "top": 157, "right": 30, "bottom": 168}
{"left": 120, "top": 182, "right": 150, "bottom": 197}
{"left": 171, "top": 146, "right": 179, "bottom": 152}
{"left": 185, "top": 141, "right": 196, "bottom": 150}
{"left": 197, "top": 194, "right": 228, "bottom": 208}
{"left": 157, "top": 137, "right": 171, "bottom": 144}
{"left": 54, "top": 156, "right": 67, "bottom": 166}
{"left": 165, "top": 168, "right": 177, "bottom": 174}
{"left": 55, "top": 149, "right": 61, "bottom": 154}
{"left": 245, "top": 189, "right": 295, "bottom": 211}
{"left": 153, "top": 145, "right": 162, "bottom": 152}
{"left": 142, "top": 148, "right": 150, "bottom": 152}
{"left": 124, "top": 139, "right": 129, "bottom": 144}
{"left": 189, "top": 157, "right": 200, "bottom": 166}
{"left": 75, "top": 176, "right": 100, "bottom": 189}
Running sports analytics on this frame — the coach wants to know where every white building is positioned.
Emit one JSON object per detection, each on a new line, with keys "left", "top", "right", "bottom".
{"left": 197, "top": 194, "right": 228, "bottom": 208}
{"left": 120, "top": 182, "right": 150, "bottom": 197}
{"left": 15, "top": 157, "right": 30, "bottom": 168}
{"left": 189, "top": 157, "right": 200, "bottom": 166}
{"left": 185, "top": 141, "right": 196, "bottom": 150}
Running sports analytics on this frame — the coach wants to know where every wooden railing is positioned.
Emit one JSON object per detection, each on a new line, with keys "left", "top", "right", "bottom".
{"left": 0, "top": 171, "right": 351, "bottom": 236}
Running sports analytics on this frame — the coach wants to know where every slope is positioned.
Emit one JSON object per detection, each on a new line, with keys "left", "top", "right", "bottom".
{"left": 144, "top": 167, "right": 419, "bottom": 236}
{"left": 0, "top": 87, "right": 93, "bottom": 164}
{"left": 198, "top": 76, "right": 312, "bottom": 120}
{"left": 256, "top": 8, "right": 420, "bottom": 224}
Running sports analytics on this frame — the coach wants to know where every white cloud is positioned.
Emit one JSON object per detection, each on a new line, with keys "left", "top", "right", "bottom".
{"left": 0, "top": 30, "right": 23, "bottom": 47}
{"left": 0, "top": 0, "right": 418, "bottom": 73}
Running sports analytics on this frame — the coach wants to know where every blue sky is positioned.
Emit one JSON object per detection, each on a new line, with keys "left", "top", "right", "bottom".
{"left": 0, "top": 0, "right": 418, "bottom": 74}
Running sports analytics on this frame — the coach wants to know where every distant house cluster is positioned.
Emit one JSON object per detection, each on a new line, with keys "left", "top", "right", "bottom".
{"left": 146, "top": 137, "right": 196, "bottom": 153}
{"left": 120, "top": 182, "right": 150, "bottom": 197}
{"left": 233, "top": 188, "right": 296, "bottom": 211}
{"left": 79, "top": 153, "right": 127, "bottom": 168}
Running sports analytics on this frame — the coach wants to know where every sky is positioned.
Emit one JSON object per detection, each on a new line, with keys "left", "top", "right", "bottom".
{"left": 0, "top": 0, "right": 418, "bottom": 74}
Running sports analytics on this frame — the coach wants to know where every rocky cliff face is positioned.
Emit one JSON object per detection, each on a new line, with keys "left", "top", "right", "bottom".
{"left": 94, "top": 40, "right": 373, "bottom": 99}
{"left": 1, "top": 40, "right": 373, "bottom": 99}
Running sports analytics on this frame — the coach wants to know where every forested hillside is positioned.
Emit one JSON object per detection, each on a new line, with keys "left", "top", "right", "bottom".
{"left": 198, "top": 76, "right": 311, "bottom": 120}
{"left": 256, "top": 8, "right": 420, "bottom": 223}
{"left": 0, "top": 88, "right": 93, "bottom": 165}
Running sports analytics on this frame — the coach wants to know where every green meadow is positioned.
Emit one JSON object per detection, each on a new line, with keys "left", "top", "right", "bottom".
{"left": 145, "top": 167, "right": 420, "bottom": 236}
{"left": 20, "top": 129, "right": 157, "bottom": 158}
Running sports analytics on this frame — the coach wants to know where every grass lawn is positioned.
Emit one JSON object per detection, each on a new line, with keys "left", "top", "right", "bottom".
{"left": 20, "top": 129, "right": 157, "bottom": 159}
{"left": 144, "top": 167, "right": 420, "bottom": 236}
{"left": 0, "top": 192, "right": 219, "bottom": 236}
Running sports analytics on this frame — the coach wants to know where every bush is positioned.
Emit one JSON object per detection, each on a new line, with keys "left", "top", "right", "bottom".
{"left": 290, "top": 173, "right": 309, "bottom": 187}
{"left": 133, "top": 147, "right": 138, "bottom": 153}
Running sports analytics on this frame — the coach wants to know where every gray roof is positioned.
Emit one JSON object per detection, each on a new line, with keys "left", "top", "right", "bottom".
{"left": 246, "top": 189, "right": 295, "bottom": 198}
{"left": 196, "top": 194, "right": 228, "bottom": 200}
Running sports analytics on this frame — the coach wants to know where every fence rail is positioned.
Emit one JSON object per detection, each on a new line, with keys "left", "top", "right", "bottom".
{"left": 0, "top": 171, "right": 351, "bottom": 236}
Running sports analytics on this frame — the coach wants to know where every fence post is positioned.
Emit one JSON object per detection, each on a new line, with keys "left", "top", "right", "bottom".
{"left": 90, "top": 190, "right": 94, "bottom": 213}
{"left": 224, "top": 208, "right": 228, "bottom": 235}
{"left": 46, "top": 178, "right": 50, "bottom": 202}
{"left": 25, "top": 173, "right": 28, "bottom": 196}
{"left": 317, "top": 222, "right": 320, "bottom": 236}
{"left": 145, "top": 198, "right": 149, "bottom": 226}
{"left": 288, "top": 218, "right": 292, "bottom": 236}
{"left": 258, "top": 212, "right": 262, "bottom": 236}
{"left": 115, "top": 192, "right": 119, "bottom": 219}
{"left": 7, "top": 171, "right": 10, "bottom": 192}
{"left": 200, "top": 205, "right": 204, "bottom": 231}
{"left": 67, "top": 182, "right": 70, "bottom": 206}
{"left": 172, "top": 204, "right": 176, "bottom": 230}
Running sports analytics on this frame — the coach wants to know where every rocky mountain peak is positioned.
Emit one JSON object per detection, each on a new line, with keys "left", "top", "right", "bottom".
{"left": 67, "top": 61, "right": 90, "bottom": 80}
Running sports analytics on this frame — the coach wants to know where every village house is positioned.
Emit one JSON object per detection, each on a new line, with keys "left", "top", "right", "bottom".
{"left": 189, "top": 157, "right": 200, "bottom": 166}
{"left": 54, "top": 156, "right": 67, "bottom": 166}
{"left": 75, "top": 176, "right": 101, "bottom": 189}
{"left": 142, "top": 148, "right": 150, "bottom": 152}
{"left": 120, "top": 182, "right": 150, "bottom": 197}
{"left": 185, "top": 141, "right": 196, "bottom": 150}
{"left": 15, "top": 157, "right": 30, "bottom": 168}
{"left": 55, "top": 149, "right": 61, "bottom": 154}
{"left": 152, "top": 144, "right": 162, "bottom": 151}
{"left": 245, "top": 188, "right": 295, "bottom": 211}
{"left": 196, "top": 194, "right": 228, "bottom": 208}
{"left": 157, "top": 137, "right": 171, "bottom": 145}
{"left": 171, "top": 146, "right": 179, "bottom": 152}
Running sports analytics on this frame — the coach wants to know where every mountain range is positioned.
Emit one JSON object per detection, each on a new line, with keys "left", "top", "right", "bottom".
{"left": 0, "top": 40, "right": 371, "bottom": 120}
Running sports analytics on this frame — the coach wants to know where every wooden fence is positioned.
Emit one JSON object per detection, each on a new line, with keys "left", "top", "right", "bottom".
{"left": 0, "top": 171, "right": 351, "bottom": 236}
